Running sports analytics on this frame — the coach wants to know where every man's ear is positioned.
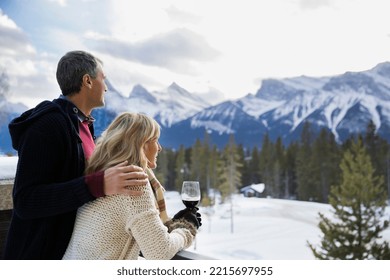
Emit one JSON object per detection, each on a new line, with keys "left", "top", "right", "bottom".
{"left": 83, "top": 74, "right": 93, "bottom": 89}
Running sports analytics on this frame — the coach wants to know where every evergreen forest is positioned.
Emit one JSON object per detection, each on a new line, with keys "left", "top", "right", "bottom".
{"left": 154, "top": 120, "right": 390, "bottom": 206}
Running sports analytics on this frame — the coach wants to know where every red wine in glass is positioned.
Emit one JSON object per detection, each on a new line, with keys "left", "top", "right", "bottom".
{"left": 182, "top": 199, "right": 200, "bottom": 209}
{"left": 181, "top": 181, "right": 200, "bottom": 210}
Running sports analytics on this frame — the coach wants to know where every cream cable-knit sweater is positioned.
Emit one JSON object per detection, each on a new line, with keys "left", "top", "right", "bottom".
{"left": 62, "top": 183, "right": 195, "bottom": 260}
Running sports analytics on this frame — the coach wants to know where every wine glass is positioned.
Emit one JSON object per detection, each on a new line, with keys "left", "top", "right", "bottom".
{"left": 181, "top": 181, "right": 201, "bottom": 209}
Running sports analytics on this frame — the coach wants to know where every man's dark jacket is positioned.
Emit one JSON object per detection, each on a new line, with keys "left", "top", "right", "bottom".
{"left": 3, "top": 98, "right": 96, "bottom": 259}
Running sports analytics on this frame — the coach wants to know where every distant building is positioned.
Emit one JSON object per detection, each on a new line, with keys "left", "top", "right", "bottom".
{"left": 240, "top": 183, "right": 265, "bottom": 198}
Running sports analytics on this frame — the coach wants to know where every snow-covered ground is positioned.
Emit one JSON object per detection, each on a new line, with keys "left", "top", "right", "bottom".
{"left": 0, "top": 156, "right": 18, "bottom": 180}
{"left": 166, "top": 189, "right": 390, "bottom": 260}
{"left": 167, "top": 192, "right": 331, "bottom": 259}
{"left": 1, "top": 156, "right": 389, "bottom": 260}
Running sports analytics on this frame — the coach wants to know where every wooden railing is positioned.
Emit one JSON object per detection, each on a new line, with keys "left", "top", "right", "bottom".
{"left": 0, "top": 181, "right": 214, "bottom": 260}
{"left": 172, "top": 250, "right": 215, "bottom": 260}
{"left": 0, "top": 180, "right": 13, "bottom": 258}
{"left": 0, "top": 209, "right": 11, "bottom": 258}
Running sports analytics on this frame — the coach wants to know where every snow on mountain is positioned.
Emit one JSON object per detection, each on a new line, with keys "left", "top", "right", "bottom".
{"left": 2, "top": 62, "right": 390, "bottom": 152}
{"left": 0, "top": 78, "right": 214, "bottom": 153}
{"left": 162, "top": 100, "right": 267, "bottom": 148}
{"left": 105, "top": 81, "right": 211, "bottom": 127}
{"left": 0, "top": 97, "right": 28, "bottom": 154}
{"left": 0, "top": 97, "right": 28, "bottom": 114}
{"left": 237, "top": 94, "right": 283, "bottom": 120}
{"left": 153, "top": 82, "right": 212, "bottom": 127}
{"left": 161, "top": 61, "right": 390, "bottom": 148}
{"left": 260, "top": 63, "right": 390, "bottom": 140}
{"left": 190, "top": 101, "right": 245, "bottom": 134}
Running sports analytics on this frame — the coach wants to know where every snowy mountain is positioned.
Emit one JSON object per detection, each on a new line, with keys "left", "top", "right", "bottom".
{"left": 0, "top": 97, "right": 27, "bottom": 154}
{"left": 1, "top": 62, "right": 390, "bottom": 153}
{"left": 159, "top": 99, "right": 267, "bottom": 148}
{"left": 161, "top": 62, "right": 390, "bottom": 148}
{"left": 0, "top": 79, "right": 212, "bottom": 154}
{"left": 103, "top": 81, "right": 212, "bottom": 127}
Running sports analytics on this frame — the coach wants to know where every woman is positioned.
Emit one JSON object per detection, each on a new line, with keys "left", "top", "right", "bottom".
{"left": 63, "top": 112, "right": 199, "bottom": 259}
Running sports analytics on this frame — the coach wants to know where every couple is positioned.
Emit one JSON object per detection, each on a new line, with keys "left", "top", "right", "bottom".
{"left": 3, "top": 50, "right": 201, "bottom": 260}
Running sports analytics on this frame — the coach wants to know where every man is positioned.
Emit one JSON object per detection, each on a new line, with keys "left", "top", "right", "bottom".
{"left": 3, "top": 50, "right": 148, "bottom": 259}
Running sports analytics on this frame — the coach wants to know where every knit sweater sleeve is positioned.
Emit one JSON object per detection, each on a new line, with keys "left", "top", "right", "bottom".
{"left": 124, "top": 185, "right": 196, "bottom": 260}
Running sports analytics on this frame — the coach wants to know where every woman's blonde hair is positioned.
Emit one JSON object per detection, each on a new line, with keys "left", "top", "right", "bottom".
{"left": 85, "top": 112, "right": 160, "bottom": 174}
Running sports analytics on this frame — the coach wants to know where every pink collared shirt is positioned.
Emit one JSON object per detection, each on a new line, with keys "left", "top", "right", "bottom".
{"left": 79, "top": 120, "right": 95, "bottom": 160}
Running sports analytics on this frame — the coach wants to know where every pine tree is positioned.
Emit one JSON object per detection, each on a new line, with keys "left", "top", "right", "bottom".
{"left": 216, "top": 155, "right": 230, "bottom": 203}
{"left": 155, "top": 149, "right": 169, "bottom": 188}
{"left": 311, "top": 128, "right": 341, "bottom": 202}
{"left": 202, "top": 145, "right": 219, "bottom": 207}
{"left": 208, "top": 145, "right": 220, "bottom": 191}
{"left": 190, "top": 139, "right": 203, "bottom": 182}
{"left": 174, "top": 145, "right": 187, "bottom": 192}
{"left": 249, "top": 146, "right": 261, "bottom": 184}
{"left": 259, "top": 133, "right": 274, "bottom": 196}
{"left": 218, "top": 134, "right": 242, "bottom": 202}
{"left": 364, "top": 120, "right": 389, "bottom": 193}
{"left": 296, "top": 122, "right": 317, "bottom": 201}
{"left": 200, "top": 131, "right": 212, "bottom": 196}
{"left": 273, "top": 137, "right": 285, "bottom": 198}
{"left": 308, "top": 139, "right": 390, "bottom": 259}
{"left": 285, "top": 142, "right": 298, "bottom": 199}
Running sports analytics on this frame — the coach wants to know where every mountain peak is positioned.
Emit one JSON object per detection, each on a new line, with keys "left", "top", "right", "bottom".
{"left": 370, "top": 61, "right": 390, "bottom": 77}
{"left": 168, "top": 82, "right": 181, "bottom": 89}
{"left": 131, "top": 84, "right": 148, "bottom": 93}
{"left": 167, "top": 82, "right": 191, "bottom": 96}
{"left": 255, "top": 79, "right": 301, "bottom": 100}
{"left": 105, "top": 79, "right": 121, "bottom": 94}
{"left": 130, "top": 84, "right": 157, "bottom": 103}
{"left": 165, "top": 82, "right": 210, "bottom": 105}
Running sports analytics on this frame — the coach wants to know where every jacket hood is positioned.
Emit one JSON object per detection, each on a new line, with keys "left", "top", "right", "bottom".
{"left": 8, "top": 100, "right": 62, "bottom": 151}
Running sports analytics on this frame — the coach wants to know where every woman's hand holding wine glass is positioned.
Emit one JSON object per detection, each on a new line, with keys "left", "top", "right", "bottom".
{"left": 171, "top": 181, "right": 202, "bottom": 229}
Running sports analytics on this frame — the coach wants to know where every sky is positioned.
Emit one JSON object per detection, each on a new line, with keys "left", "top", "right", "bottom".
{"left": 1, "top": 156, "right": 390, "bottom": 260}
{"left": 1, "top": 0, "right": 390, "bottom": 108}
